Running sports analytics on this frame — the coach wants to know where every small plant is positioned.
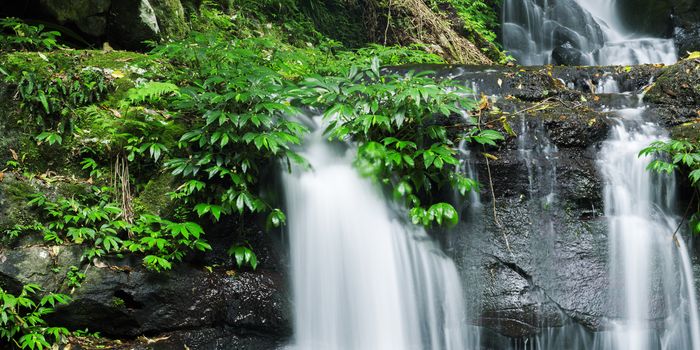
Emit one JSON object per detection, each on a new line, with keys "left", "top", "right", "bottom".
{"left": 65, "top": 266, "right": 87, "bottom": 289}
{"left": 640, "top": 138, "right": 700, "bottom": 234}
{"left": 0, "top": 284, "right": 71, "bottom": 350}
{"left": 227, "top": 245, "right": 259, "bottom": 269}
{"left": 9, "top": 67, "right": 113, "bottom": 140}
{"left": 0, "top": 18, "right": 62, "bottom": 51}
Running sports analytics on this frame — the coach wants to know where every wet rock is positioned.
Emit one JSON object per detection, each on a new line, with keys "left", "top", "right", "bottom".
{"left": 672, "top": 1, "right": 700, "bottom": 54}
{"left": 646, "top": 56, "right": 700, "bottom": 107}
{"left": 646, "top": 57, "right": 700, "bottom": 133}
{"left": 0, "top": 243, "right": 291, "bottom": 343}
{"left": 0, "top": 245, "right": 83, "bottom": 294}
{"left": 107, "top": 0, "right": 160, "bottom": 49}
{"left": 671, "top": 119, "right": 700, "bottom": 140}
{"left": 552, "top": 44, "right": 584, "bottom": 66}
{"left": 388, "top": 64, "right": 660, "bottom": 99}
{"left": 109, "top": 327, "right": 284, "bottom": 350}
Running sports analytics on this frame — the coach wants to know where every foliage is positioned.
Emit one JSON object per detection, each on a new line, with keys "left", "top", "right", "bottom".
{"left": 297, "top": 59, "right": 499, "bottom": 226}
{"left": 0, "top": 284, "right": 70, "bottom": 350}
{"left": 0, "top": 18, "right": 62, "bottom": 52}
{"left": 148, "top": 31, "right": 308, "bottom": 233}
{"left": 65, "top": 266, "right": 86, "bottom": 290}
{"left": 0, "top": 3, "right": 498, "bottom": 277}
{"left": 329, "top": 44, "right": 446, "bottom": 74}
{"left": 8, "top": 67, "right": 113, "bottom": 140}
{"left": 640, "top": 139, "right": 700, "bottom": 234}
{"left": 228, "top": 245, "right": 259, "bottom": 270}
{"left": 429, "top": 0, "right": 500, "bottom": 44}
{"left": 7, "top": 187, "right": 211, "bottom": 271}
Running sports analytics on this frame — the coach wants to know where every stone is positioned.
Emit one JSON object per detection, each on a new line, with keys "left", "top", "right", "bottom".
{"left": 646, "top": 56, "right": 700, "bottom": 111}
{"left": 552, "top": 44, "right": 584, "bottom": 66}
{"left": 76, "top": 15, "right": 108, "bottom": 37}
{"left": 150, "top": 0, "right": 189, "bottom": 39}
{"left": 107, "top": 0, "right": 161, "bottom": 49}
{"left": 0, "top": 243, "right": 291, "bottom": 342}
{"left": 39, "top": 0, "right": 111, "bottom": 23}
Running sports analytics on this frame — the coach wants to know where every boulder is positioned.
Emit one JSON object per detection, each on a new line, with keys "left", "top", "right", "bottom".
{"left": 149, "top": 0, "right": 189, "bottom": 40}
{"left": 19, "top": 0, "right": 191, "bottom": 49}
{"left": 646, "top": 56, "right": 700, "bottom": 128}
{"left": 39, "top": 0, "right": 111, "bottom": 37}
{"left": 0, "top": 243, "right": 291, "bottom": 346}
{"left": 552, "top": 44, "right": 584, "bottom": 66}
{"left": 107, "top": 0, "right": 161, "bottom": 49}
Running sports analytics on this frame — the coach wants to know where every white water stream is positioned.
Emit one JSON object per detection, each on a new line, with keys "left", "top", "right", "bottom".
{"left": 598, "top": 109, "right": 700, "bottom": 350}
{"left": 283, "top": 121, "right": 479, "bottom": 350}
{"left": 502, "top": 0, "right": 677, "bottom": 65}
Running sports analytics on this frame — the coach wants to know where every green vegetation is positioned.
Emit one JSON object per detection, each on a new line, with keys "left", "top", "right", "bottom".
{"left": 641, "top": 139, "right": 700, "bottom": 234}
{"left": 0, "top": 18, "right": 62, "bottom": 52}
{"left": 428, "top": 0, "right": 507, "bottom": 61}
{"left": 298, "top": 62, "right": 500, "bottom": 226}
{"left": 0, "top": 3, "right": 496, "bottom": 265}
{"left": 0, "top": 285, "right": 70, "bottom": 350}
{"left": 0, "top": 3, "right": 503, "bottom": 347}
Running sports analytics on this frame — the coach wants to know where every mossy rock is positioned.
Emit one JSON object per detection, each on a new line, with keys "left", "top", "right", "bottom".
{"left": 671, "top": 119, "right": 700, "bottom": 140}
{"left": 133, "top": 171, "right": 178, "bottom": 216}
{"left": 0, "top": 174, "right": 38, "bottom": 233}
{"left": 646, "top": 57, "right": 700, "bottom": 107}
{"left": 0, "top": 173, "right": 92, "bottom": 235}
{"left": 150, "top": 0, "right": 190, "bottom": 40}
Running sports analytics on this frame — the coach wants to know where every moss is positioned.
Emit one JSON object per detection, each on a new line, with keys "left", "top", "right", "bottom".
{"left": 133, "top": 172, "right": 178, "bottom": 216}
{"left": 151, "top": 0, "right": 190, "bottom": 40}
{"left": 646, "top": 57, "right": 700, "bottom": 106}
{"left": 0, "top": 175, "right": 38, "bottom": 232}
{"left": 671, "top": 120, "right": 700, "bottom": 140}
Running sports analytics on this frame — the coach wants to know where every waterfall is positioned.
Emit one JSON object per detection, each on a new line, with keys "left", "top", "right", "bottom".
{"left": 597, "top": 108, "right": 700, "bottom": 350}
{"left": 283, "top": 120, "right": 479, "bottom": 350}
{"left": 502, "top": 0, "right": 677, "bottom": 65}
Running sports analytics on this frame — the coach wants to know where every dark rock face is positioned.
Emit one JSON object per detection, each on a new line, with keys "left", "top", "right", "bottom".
{"left": 551, "top": 44, "right": 584, "bottom": 66}
{"left": 614, "top": 0, "right": 700, "bottom": 54}
{"left": 671, "top": 0, "right": 700, "bottom": 54}
{"left": 107, "top": 0, "right": 160, "bottom": 49}
{"left": 0, "top": 242, "right": 291, "bottom": 349}
{"left": 438, "top": 62, "right": 694, "bottom": 342}
{"left": 647, "top": 57, "right": 700, "bottom": 108}
{"left": 646, "top": 56, "right": 700, "bottom": 139}
{"left": 1, "top": 0, "right": 189, "bottom": 50}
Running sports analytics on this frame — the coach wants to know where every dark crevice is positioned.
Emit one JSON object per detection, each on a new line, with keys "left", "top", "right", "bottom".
{"left": 114, "top": 290, "right": 144, "bottom": 310}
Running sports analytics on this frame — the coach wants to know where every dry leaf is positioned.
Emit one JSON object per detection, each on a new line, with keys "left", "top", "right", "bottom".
{"left": 109, "top": 108, "right": 122, "bottom": 118}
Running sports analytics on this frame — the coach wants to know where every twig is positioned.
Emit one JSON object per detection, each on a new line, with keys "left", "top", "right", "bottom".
{"left": 483, "top": 150, "right": 511, "bottom": 254}
{"left": 509, "top": 97, "right": 554, "bottom": 116}
{"left": 475, "top": 106, "right": 512, "bottom": 254}
{"left": 672, "top": 191, "right": 697, "bottom": 244}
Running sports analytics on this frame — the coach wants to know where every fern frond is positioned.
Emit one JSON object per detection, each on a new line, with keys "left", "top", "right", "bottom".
{"left": 125, "top": 82, "right": 180, "bottom": 105}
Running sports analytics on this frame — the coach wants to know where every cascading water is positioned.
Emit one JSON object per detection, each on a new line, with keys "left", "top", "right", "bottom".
{"left": 283, "top": 119, "right": 479, "bottom": 350}
{"left": 502, "top": 0, "right": 677, "bottom": 65}
{"left": 597, "top": 108, "right": 700, "bottom": 350}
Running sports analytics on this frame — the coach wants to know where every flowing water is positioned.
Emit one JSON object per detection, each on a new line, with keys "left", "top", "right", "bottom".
{"left": 283, "top": 120, "right": 479, "bottom": 350}
{"left": 502, "top": 0, "right": 677, "bottom": 65}
{"left": 597, "top": 109, "right": 700, "bottom": 350}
